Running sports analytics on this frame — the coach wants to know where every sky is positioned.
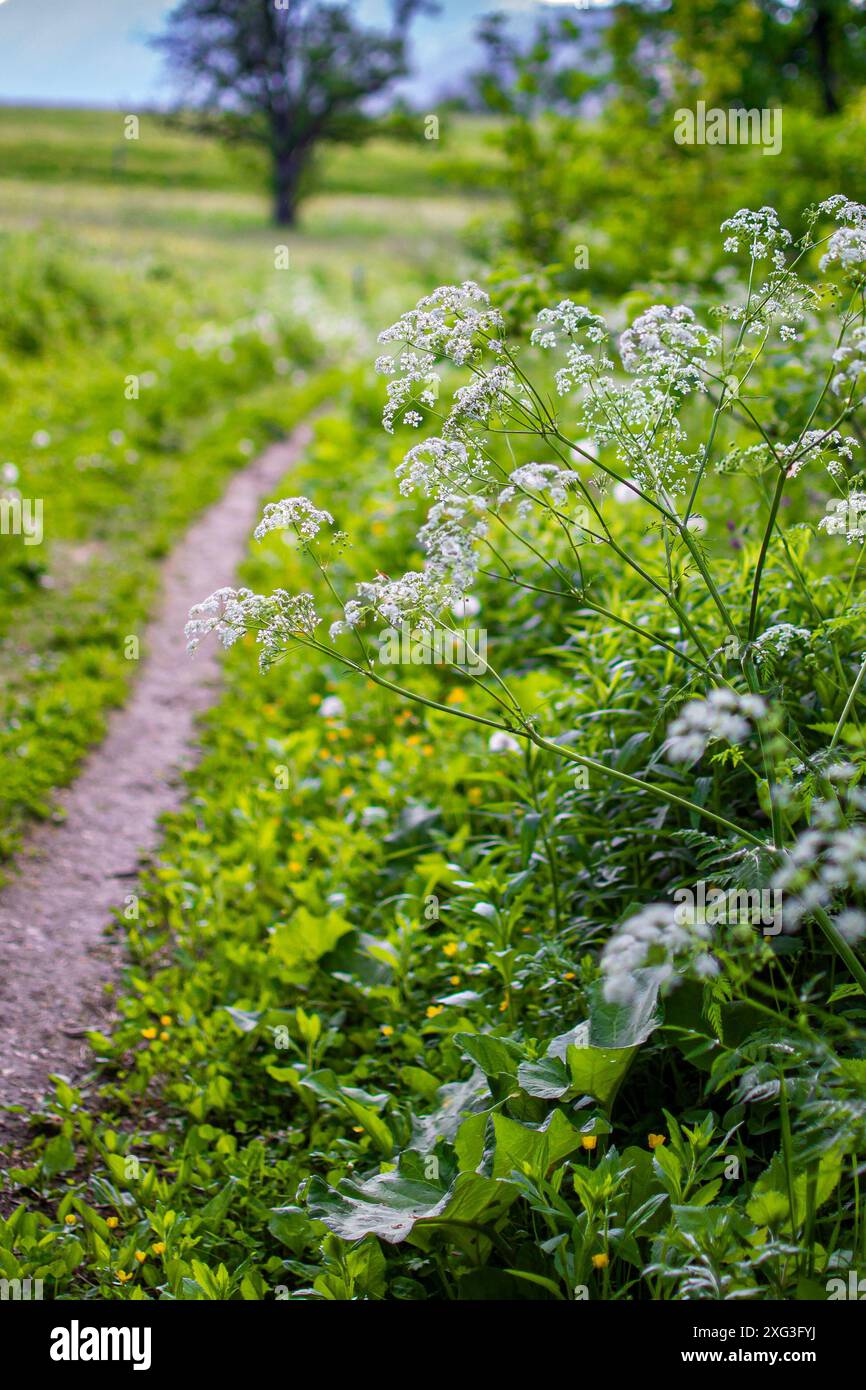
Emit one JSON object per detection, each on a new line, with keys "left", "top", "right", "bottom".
{"left": 0, "top": 0, "right": 609, "bottom": 108}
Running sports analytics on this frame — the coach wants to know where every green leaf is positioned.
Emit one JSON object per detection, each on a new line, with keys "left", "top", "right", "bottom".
{"left": 306, "top": 1162, "right": 518, "bottom": 1249}
{"left": 588, "top": 968, "right": 662, "bottom": 1049}
{"left": 565, "top": 1042, "right": 636, "bottom": 1110}
{"left": 746, "top": 1145, "right": 847, "bottom": 1232}
{"left": 41, "top": 1135, "right": 75, "bottom": 1178}
{"left": 270, "top": 907, "right": 354, "bottom": 982}
{"left": 491, "top": 1109, "right": 581, "bottom": 1180}
{"left": 455, "top": 1033, "right": 522, "bottom": 1103}
{"left": 300, "top": 1070, "right": 394, "bottom": 1156}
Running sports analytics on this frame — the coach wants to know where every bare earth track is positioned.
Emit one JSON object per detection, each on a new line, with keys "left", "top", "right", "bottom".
{"left": 0, "top": 425, "right": 311, "bottom": 1142}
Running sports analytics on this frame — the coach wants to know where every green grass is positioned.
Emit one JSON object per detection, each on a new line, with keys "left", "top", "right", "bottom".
{"left": 0, "top": 106, "right": 502, "bottom": 196}
{"left": 0, "top": 108, "right": 492, "bottom": 858}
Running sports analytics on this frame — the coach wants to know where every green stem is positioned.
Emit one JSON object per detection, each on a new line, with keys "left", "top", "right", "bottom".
{"left": 830, "top": 653, "right": 866, "bottom": 749}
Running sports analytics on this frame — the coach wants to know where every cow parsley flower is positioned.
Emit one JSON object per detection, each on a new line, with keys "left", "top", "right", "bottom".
{"left": 334, "top": 570, "right": 459, "bottom": 636}
{"left": 489, "top": 731, "right": 521, "bottom": 754}
{"left": 254, "top": 497, "right": 334, "bottom": 542}
{"left": 186, "top": 587, "right": 320, "bottom": 670}
{"left": 377, "top": 284, "right": 505, "bottom": 433}
{"left": 665, "top": 688, "right": 767, "bottom": 764}
{"left": 818, "top": 197, "right": 866, "bottom": 273}
{"left": 600, "top": 903, "right": 717, "bottom": 1005}
{"left": 820, "top": 493, "right": 866, "bottom": 543}
{"left": 751, "top": 624, "right": 811, "bottom": 665}
{"left": 396, "top": 438, "right": 486, "bottom": 499}
{"left": 500, "top": 462, "right": 581, "bottom": 515}
{"left": 831, "top": 327, "right": 866, "bottom": 395}
{"left": 721, "top": 207, "right": 792, "bottom": 264}
{"left": 779, "top": 430, "right": 856, "bottom": 479}
{"left": 619, "top": 305, "right": 718, "bottom": 394}
{"left": 774, "top": 798, "right": 866, "bottom": 930}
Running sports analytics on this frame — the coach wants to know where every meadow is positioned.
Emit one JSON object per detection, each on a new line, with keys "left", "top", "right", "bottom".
{"left": 1, "top": 102, "right": 866, "bottom": 1309}
{"left": 0, "top": 108, "right": 495, "bottom": 860}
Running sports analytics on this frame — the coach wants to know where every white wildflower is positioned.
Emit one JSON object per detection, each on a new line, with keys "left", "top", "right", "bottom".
{"left": 601, "top": 903, "right": 715, "bottom": 1006}
{"left": 619, "top": 305, "right": 718, "bottom": 394}
{"left": 319, "top": 696, "right": 345, "bottom": 719}
{"left": 665, "top": 688, "right": 766, "bottom": 765}
{"left": 820, "top": 492, "right": 866, "bottom": 543}
{"left": 254, "top": 497, "right": 334, "bottom": 543}
{"left": 489, "top": 731, "right": 521, "bottom": 754}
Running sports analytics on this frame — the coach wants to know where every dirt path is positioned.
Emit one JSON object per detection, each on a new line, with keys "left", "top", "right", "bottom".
{"left": 0, "top": 424, "right": 312, "bottom": 1142}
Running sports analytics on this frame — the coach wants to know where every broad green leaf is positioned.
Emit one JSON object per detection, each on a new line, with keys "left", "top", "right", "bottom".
{"left": 270, "top": 907, "right": 354, "bottom": 982}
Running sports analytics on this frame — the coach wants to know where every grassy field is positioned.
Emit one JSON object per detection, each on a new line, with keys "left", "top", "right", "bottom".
{"left": 0, "top": 105, "right": 502, "bottom": 194}
{"left": 0, "top": 106, "right": 496, "bottom": 858}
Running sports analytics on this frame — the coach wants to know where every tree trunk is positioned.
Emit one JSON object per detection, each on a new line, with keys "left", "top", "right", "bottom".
{"left": 273, "top": 145, "right": 306, "bottom": 226}
{"left": 811, "top": 1, "right": 840, "bottom": 115}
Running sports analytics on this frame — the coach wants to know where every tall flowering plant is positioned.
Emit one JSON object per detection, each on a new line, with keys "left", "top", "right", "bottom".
{"left": 189, "top": 198, "right": 866, "bottom": 1003}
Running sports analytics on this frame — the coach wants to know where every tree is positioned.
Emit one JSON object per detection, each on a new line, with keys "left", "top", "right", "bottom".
{"left": 607, "top": 0, "right": 866, "bottom": 116}
{"left": 155, "top": 0, "right": 436, "bottom": 225}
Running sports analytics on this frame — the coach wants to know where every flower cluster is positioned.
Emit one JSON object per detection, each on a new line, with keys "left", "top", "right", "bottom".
{"left": 532, "top": 302, "right": 611, "bottom": 396}
{"left": 254, "top": 496, "right": 334, "bottom": 543}
{"left": 377, "top": 283, "right": 505, "bottom": 433}
{"left": 665, "top": 688, "right": 767, "bottom": 765}
{"left": 819, "top": 492, "right": 866, "bottom": 544}
{"left": 417, "top": 494, "right": 488, "bottom": 592}
{"left": 396, "top": 438, "right": 485, "bottom": 500}
{"left": 774, "top": 793, "right": 866, "bottom": 938}
{"left": 619, "top": 305, "right": 718, "bottom": 394}
{"left": 721, "top": 207, "right": 792, "bottom": 264}
{"left": 600, "top": 903, "right": 717, "bottom": 1006}
{"left": 778, "top": 429, "right": 857, "bottom": 480}
{"left": 831, "top": 326, "right": 866, "bottom": 397}
{"left": 818, "top": 196, "right": 866, "bottom": 274}
{"left": 186, "top": 587, "right": 320, "bottom": 670}
{"left": 330, "top": 569, "right": 459, "bottom": 640}
{"left": 498, "top": 462, "right": 581, "bottom": 516}
{"left": 751, "top": 623, "right": 811, "bottom": 666}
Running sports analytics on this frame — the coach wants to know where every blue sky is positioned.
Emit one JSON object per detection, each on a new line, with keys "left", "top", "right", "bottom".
{"left": 0, "top": 0, "right": 604, "bottom": 107}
